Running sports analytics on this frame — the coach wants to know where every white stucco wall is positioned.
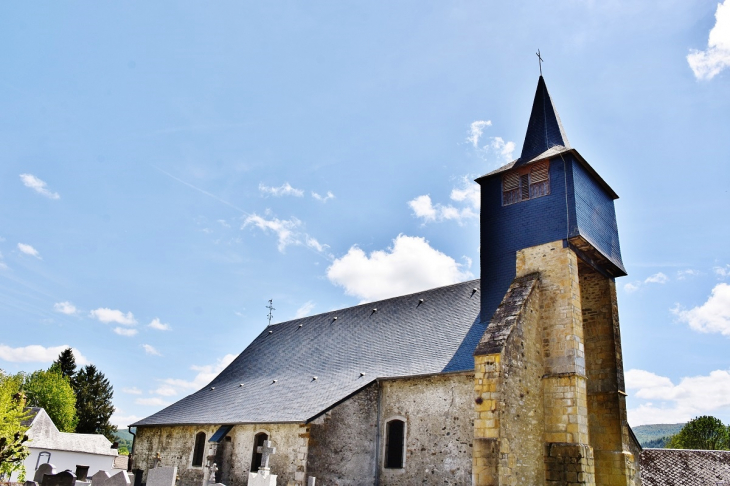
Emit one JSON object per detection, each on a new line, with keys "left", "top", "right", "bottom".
{"left": 25, "top": 448, "right": 119, "bottom": 477}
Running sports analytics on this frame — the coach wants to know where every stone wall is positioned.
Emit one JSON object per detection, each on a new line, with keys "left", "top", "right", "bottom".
{"left": 378, "top": 373, "right": 474, "bottom": 485}
{"left": 133, "top": 423, "right": 308, "bottom": 486}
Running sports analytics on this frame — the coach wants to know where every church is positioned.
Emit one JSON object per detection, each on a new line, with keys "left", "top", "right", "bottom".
{"left": 129, "top": 76, "right": 642, "bottom": 486}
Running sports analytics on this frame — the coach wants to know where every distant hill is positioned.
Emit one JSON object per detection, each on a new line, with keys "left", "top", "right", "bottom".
{"left": 632, "top": 423, "right": 685, "bottom": 447}
{"left": 115, "top": 429, "right": 134, "bottom": 442}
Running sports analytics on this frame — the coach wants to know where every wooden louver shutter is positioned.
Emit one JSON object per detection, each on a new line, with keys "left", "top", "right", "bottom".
{"left": 502, "top": 171, "right": 521, "bottom": 205}
{"left": 529, "top": 161, "right": 550, "bottom": 198}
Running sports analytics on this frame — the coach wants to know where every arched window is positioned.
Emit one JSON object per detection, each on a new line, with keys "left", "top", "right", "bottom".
{"left": 192, "top": 432, "right": 206, "bottom": 467}
{"left": 251, "top": 432, "right": 269, "bottom": 472}
{"left": 384, "top": 419, "right": 405, "bottom": 469}
{"left": 35, "top": 451, "right": 51, "bottom": 470}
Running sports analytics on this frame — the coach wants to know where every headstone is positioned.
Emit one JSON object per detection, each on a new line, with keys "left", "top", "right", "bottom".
{"left": 76, "top": 481, "right": 91, "bottom": 486}
{"left": 307, "top": 478, "right": 315, "bottom": 486}
{"left": 203, "top": 462, "right": 218, "bottom": 486}
{"left": 25, "top": 481, "right": 39, "bottom": 486}
{"left": 90, "top": 471, "right": 111, "bottom": 486}
{"left": 43, "top": 470, "right": 76, "bottom": 486}
{"left": 35, "top": 464, "right": 56, "bottom": 484}
{"left": 248, "top": 441, "right": 277, "bottom": 486}
{"left": 76, "top": 466, "right": 90, "bottom": 482}
{"left": 146, "top": 466, "right": 177, "bottom": 486}
{"left": 103, "top": 471, "right": 131, "bottom": 486}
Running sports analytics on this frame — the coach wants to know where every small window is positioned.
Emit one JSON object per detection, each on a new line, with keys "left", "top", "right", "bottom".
{"left": 384, "top": 420, "right": 405, "bottom": 469}
{"left": 192, "top": 432, "right": 206, "bottom": 467}
{"left": 502, "top": 161, "right": 550, "bottom": 205}
{"left": 36, "top": 451, "right": 51, "bottom": 470}
{"left": 251, "top": 432, "right": 268, "bottom": 472}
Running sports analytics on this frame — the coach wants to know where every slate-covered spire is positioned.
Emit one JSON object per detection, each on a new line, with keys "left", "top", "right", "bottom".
{"left": 519, "top": 76, "right": 570, "bottom": 162}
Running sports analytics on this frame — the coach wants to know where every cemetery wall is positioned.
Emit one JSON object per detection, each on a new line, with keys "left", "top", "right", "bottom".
{"left": 378, "top": 373, "right": 474, "bottom": 485}
{"left": 134, "top": 423, "right": 306, "bottom": 486}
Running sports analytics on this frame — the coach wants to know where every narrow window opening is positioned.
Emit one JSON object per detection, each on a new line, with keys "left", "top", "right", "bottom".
{"left": 384, "top": 419, "right": 405, "bottom": 469}
{"left": 251, "top": 432, "right": 269, "bottom": 472}
{"left": 192, "top": 432, "right": 206, "bottom": 467}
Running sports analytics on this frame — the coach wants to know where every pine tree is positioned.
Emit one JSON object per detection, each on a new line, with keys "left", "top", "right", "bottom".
{"left": 74, "top": 365, "right": 117, "bottom": 441}
{"left": 52, "top": 348, "right": 77, "bottom": 381}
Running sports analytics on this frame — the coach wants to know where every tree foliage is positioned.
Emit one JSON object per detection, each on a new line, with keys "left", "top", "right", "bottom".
{"left": 23, "top": 368, "right": 78, "bottom": 432}
{"left": 75, "top": 365, "right": 117, "bottom": 440}
{"left": 666, "top": 415, "right": 730, "bottom": 450}
{"left": 52, "top": 348, "right": 77, "bottom": 381}
{"left": 0, "top": 371, "right": 31, "bottom": 481}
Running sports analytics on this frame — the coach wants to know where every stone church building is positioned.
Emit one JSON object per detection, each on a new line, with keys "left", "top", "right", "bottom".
{"left": 130, "top": 76, "right": 642, "bottom": 486}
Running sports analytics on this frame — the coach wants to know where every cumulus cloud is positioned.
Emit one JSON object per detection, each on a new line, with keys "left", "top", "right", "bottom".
{"left": 312, "top": 191, "right": 335, "bottom": 203}
{"left": 327, "top": 234, "right": 472, "bottom": 302}
{"left": 17, "top": 243, "right": 41, "bottom": 259}
{"left": 148, "top": 318, "right": 171, "bottom": 331}
{"left": 53, "top": 301, "right": 78, "bottom": 315}
{"left": 110, "top": 409, "right": 142, "bottom": 428}
{"left": 687, "top": 0, "right": 730, "bottom": 80}
{"left": 626, "top": 368, "right": 730, "bottom": 426}
{"left": 409, "top": 178, "right": 480, "bottom": 225}
{"left": 114, "top": 327, "right": 138, "bottom": 337}
{"left": 89, "top": 308, "right": 137, "bottom": 325}
{"left": 160, "top": 354, "right": 237, "bottom": 394}
{"left": 154, "top": 386, "right": 177, "bottom": 397}
{"left": 624, "top": 282, "right": 641, "bottom": 293}
{"left": 19, "top": 173, "right": 60, "bottom": 199}
{"left": 142, "top": 344, "right": 162, "bottom": 356}
{"left": 122, "top": 387, "right": 142, "bottom": 395}
{"left": 295, "top": 301, "right": 315, "bottom": 318}
{"left": 714, "top": 264, "right": 730, "bottom": 278}
{"left": 243, "top": 214, "right": 329, "bottom": 254}
{"left": 259, "top": 182, "right": 304, "bottom": 197}
{"left": 623, "top": 272, "right": 670, "bottom": 293}
{"left": 135, "top": 397, "right": 170, "bottom": 407}
{"left": 0, "top": 344, "right": 89, "bottom": 365}
{"left": 467, "top": 120, "right": 492, "bottom": 147}
{"left": 487, "top": 137, "right": 516, "bottom": 163}
{"left": 672, "top": 283, "right": 730, "bottom": 336}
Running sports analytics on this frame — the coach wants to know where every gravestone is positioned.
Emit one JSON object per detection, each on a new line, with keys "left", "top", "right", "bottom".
{"left": 307, "top": 478, "right": 315, "bottom": 486}
{"left": 75, "top": 466, "right": 90, "bottom": 482}
{"left": 104, "top": 471, "right": 132, "bottom": 486}
{"left": 248, "top": 441, "right": 277, "bottom": 486}
{"left": 90, "top": 471, "right": 111, "bottom": 485}
{"left": 43, "top": 470, "right": 76, "bottom": 486}
{"left": 25, "top": 481, "right": 39, "bottom": 486}
{"left": 35, "top": 463, "right": 56, "bottom": 484}
{"left": 146, "top": 466, "right": 177, "bottom": 486}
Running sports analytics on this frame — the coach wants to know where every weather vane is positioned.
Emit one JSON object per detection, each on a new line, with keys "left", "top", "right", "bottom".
{"left": 536, "top": 49, "right": 544, "bottom": 76}
{"left": 266, "top": 299, "right": 275, "bottom": 326}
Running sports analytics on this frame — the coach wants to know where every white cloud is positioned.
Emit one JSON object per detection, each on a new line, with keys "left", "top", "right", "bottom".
{"left": 17, "top": 243, "right": 41, "bottom": 259}
{"left": 135, "top": 397, "right": 170, "bottom": 407}
{"left": 259, "top": 182, "right": 304, "bottom": 197}
{"left": 0, "top": 344, "right": 89, "bottom": 365}
{"left": 160, "top": 354, "right": 237, "bottom": 393}
{"left": 113, "top": 327, "right": 138, "bottom": 337}
{"left": 243, "top": 214, "right": 329, "bottom": 254}
{"left": 672, "top": 283, "right": 730, "bottom": 336}
{"left": 110, "top": 409, "right": 142, "bottom": 428}
{"left": 488, "top": 137, "right": 516, "bottom": 163}
{"left": 148, "top": 318, "right": 171, "bottom": 331}
{"left": 714, "top": 264, "right": 730, "bottom": 278}
{"left": 217, "top": 219, "right": 231, "bottom": 228}
{"left": 305, "top": 236, "right": 327, "bottom": 253}
{"left": 89, "top": 308, "right": 137, "bottom": 325}
{"left": 142, "top": 344, "right": 162, "bottom": 356}
{"left": 122, "top": 387, "right": 142, "bottom": 395}
{"left": 19, "top": 173, "right": 60, "bottom": 200}
{"left": 54, "top": 301, "right": 78, "bottom": 315}
{"left": 327, "top": 234, "right": 472, "bottom": 302}
{"left": 295, "top": 301, "right": 315, "bottom": 318}
{"left": 624, "top": 282, "right": 641, "bottom": 293}
{"left": 677, "top": 269, "right": 700, "bottom": 280}
{"left": 409, "top": 178, "right": 480, "bottom": 225}
{"left": 154, "top": 386, "right": 177, "bottom": 397}
{"left": 312, "top": 191, "right": 335, "bottom": 203}
{"left": 467, "top": 120, "right": 492, "bottom": 147}
{"left": 626, "top": 368, "right": 730, "bottom": 426}
{"left": 644, "top": 272, "right": 669, "bottom": 284}
{"left": 687, "top": 0, "right": 730, "bottom": 80}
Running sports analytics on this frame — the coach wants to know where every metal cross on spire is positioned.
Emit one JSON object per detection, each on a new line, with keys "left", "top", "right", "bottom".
{"left": 266, "top": 299, "right": 275, "bottom": 326}
{"left": 536, "top": 49, "right": 544, "bottom": 76}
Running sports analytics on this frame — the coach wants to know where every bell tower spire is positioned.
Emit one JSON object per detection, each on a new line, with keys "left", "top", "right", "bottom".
{"left": 519, "top": 75, "right": 570, "bottom": 163}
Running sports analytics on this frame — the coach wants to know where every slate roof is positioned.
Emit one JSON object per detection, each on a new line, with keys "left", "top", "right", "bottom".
{"left": 640, "top": 449, "right": 730, "bottom": 486}
{"left": 134, "top": 279, "right": 484, "bottom": 426}
{"left": 520, "top": 75, "right": 570, "bottom": 163}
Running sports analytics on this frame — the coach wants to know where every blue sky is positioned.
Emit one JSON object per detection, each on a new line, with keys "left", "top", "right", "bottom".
{"left": 1, "top": 1, "right": 730, "bottom": 428}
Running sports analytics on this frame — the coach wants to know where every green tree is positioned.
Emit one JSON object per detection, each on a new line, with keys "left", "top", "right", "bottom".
{"left": 51, "top": 348, "right": 77, "bottom": 381}
{"left": 23, "top": 368, "right": 77, "bottom": 432}
{"left": 0, "top": 371, "right": 31, "bottom": 481}
{"left": 75, "top": 365, "right": 117, "bottom": 440}
{"left": 666, "top": 415, "right": 730, "bottom": 450}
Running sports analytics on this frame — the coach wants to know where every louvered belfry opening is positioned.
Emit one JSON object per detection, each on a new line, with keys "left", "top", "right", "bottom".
{"left": 502, "top": 160, "right": 550, "bottom": 206}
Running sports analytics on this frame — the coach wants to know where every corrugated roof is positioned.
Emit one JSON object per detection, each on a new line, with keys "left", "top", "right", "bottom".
{"left": 134, "top": 279, "right": 483, "bottom": 426}
{"left": 641, "top": 449, "right": 730, "bottom": 485}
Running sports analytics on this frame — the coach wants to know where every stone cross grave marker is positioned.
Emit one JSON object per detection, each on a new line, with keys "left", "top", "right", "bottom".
{"left": 43, "top": 470, "right": 76, "bottom": 486}
{"left": 34, "top": 463, "right": 56, "bottom": 484}
{"left": 257, "top": 441, "right": 276, "bottom": 470}
{"left": 146, "top": 466, "right": 177, "bottom": 486}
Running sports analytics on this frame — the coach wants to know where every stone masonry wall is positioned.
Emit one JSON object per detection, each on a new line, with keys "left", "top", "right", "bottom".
{"left": 379, "top": 373, "right": 474, "bottom": 486}
{"left": 134, "top": 423, "right": 308, "bottom": 486}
